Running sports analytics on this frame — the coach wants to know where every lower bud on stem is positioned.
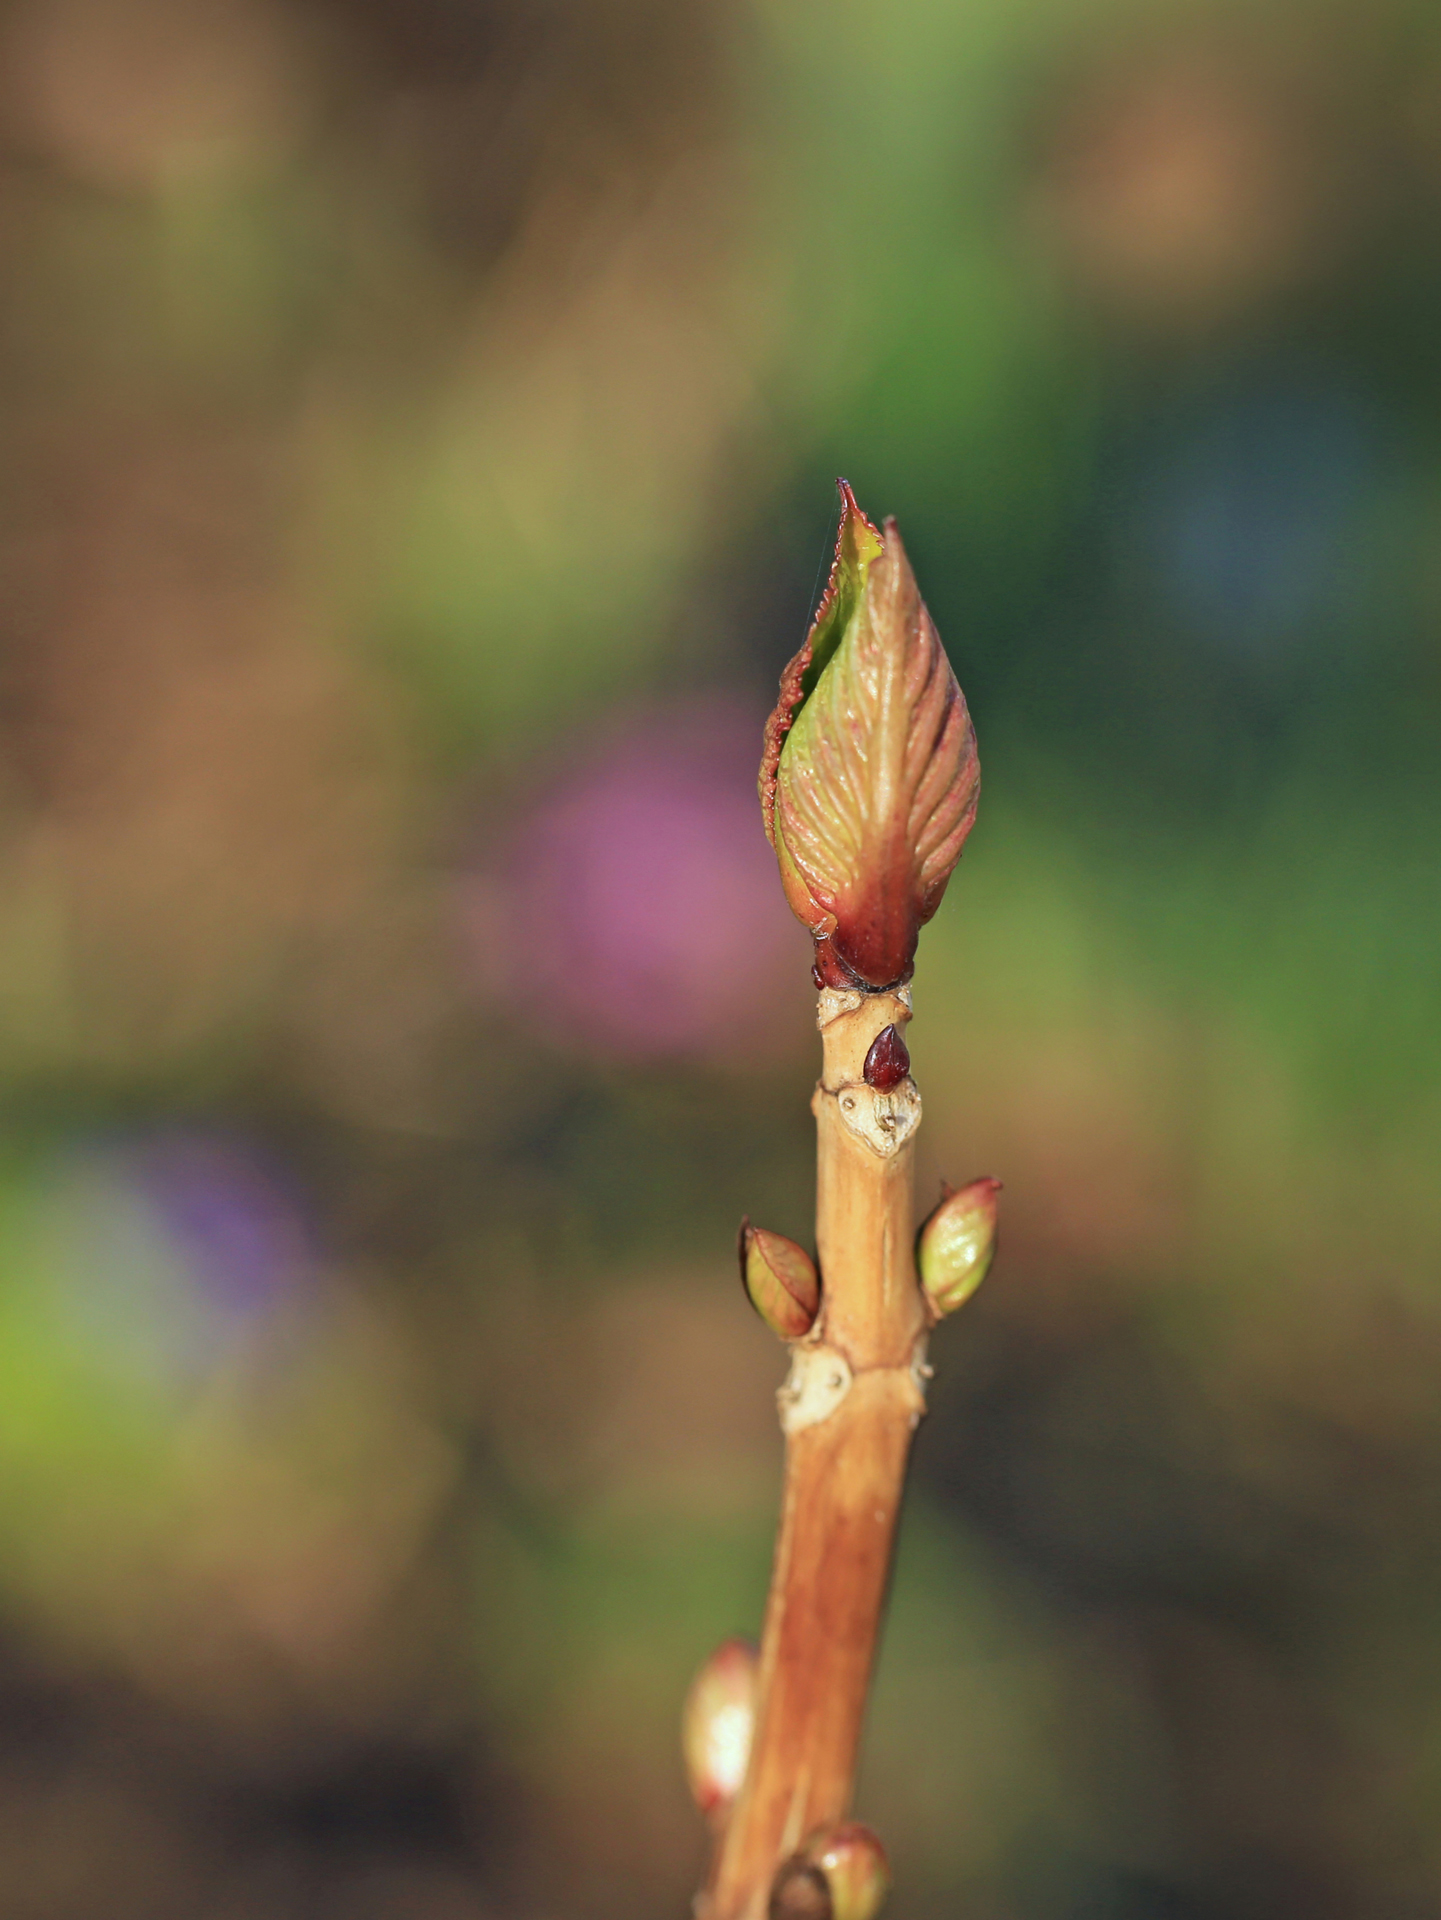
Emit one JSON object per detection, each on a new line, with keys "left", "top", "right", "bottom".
{"left": 684, "top": 1638, "right": 760, "bottom": 1821}
{"left": 770, "top": 1824, "right": 890, "bottom": 1920}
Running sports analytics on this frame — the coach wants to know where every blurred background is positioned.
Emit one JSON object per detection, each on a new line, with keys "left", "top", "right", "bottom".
{"left": 0, "top": 0, "right": 1439, "bottom": 1915}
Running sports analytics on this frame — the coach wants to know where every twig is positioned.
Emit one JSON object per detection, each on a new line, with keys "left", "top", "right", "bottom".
{"left": 685, "top": 484, "right": 998, "bottom": 1920}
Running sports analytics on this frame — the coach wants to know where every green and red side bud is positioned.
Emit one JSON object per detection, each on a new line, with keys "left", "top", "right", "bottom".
{"left": 683, "top": 1637, "right": 759, "bottom": 1819}
{"left": 917, "top": 1176, "right": 1001, "bottom": 1319}
{"left": 739, "top": 1219, "right": 820, "bottom": 1341}
{"left": 759, "top": 482, "right": 979, "bottom": 992}
{"left": 770, "top": 1823, "right": 891, "bottom": 1920}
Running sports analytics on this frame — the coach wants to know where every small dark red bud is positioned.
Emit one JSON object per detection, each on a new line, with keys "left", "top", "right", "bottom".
{"left": 863, "top": 1024, "right": 910, "bottom": 1091}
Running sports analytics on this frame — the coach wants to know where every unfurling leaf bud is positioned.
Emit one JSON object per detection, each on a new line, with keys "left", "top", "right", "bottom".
{"left": 739, "top": 1219, "right": 820, "bottom": 1341}
{"left": 682, "top": 1637, "right": 758, "bottom": 1817}
{"left": 759, "top": 481, "right": 979, "bottom": 991}
{"left": 770, "top": 1824, "right": 891, "bottom": 1920}
{"left": 917, "top": 1176, "right": 1001, "bottom": 1319}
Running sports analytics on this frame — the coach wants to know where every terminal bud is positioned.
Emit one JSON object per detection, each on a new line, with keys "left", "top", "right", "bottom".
{"left": 760, "top": 482, "right": 979, "bottom": 991}
{"left": 682, "top": 1637, "right": 758, "bottom": 1819}
{"left": 740, "top": 1219, "right": 820, "bottom": 1341}
{"left": 917, "top": 1176, "right": 1001, "bottom": 1319}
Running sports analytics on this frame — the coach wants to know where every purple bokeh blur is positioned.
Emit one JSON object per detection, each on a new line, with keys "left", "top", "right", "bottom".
{"left": 44, "top": 1131, "right": 317, "bottom": 1387}
{"left": 460, "top": 700, "right": 811, "bottom": 1061}
{"left": 128, "top": 1131, "right": 316, "bottom": 1319}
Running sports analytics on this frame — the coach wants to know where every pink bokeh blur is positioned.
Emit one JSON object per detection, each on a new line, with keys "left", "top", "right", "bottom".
{"left": 459, "top": 699, "right": 812, "bottom": 1062}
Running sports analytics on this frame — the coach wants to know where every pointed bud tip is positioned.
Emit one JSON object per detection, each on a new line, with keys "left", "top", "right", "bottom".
{"left": 682, "top": 1637, "right": 758, "bottom": 1816}
{"left": 759, "top": 478, "right": 883, "bottom": 861}
{"left": 918, "top": 1176, "right": 1000, "bottom": 1319}
{"left": 739, "top": 1220, "right": 820, "bottom": 1341}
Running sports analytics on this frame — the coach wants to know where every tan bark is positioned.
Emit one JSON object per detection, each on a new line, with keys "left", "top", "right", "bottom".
{"left": 703, "top": 986, "right": 928, "bottom": 1920}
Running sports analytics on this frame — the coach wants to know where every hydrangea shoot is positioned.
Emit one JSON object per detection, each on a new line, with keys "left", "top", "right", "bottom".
{"left": 697, "top": 483, "right": 997, "bottom": 1920}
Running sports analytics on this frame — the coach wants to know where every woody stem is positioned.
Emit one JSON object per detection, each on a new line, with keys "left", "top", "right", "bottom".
{"left": 702, "top": 987, "right": 928, "bottom": 1920}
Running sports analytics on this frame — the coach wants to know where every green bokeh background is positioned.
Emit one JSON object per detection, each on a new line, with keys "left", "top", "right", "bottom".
{"left": 0, "top": 0, "right": 1438, "bottom": 1915}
